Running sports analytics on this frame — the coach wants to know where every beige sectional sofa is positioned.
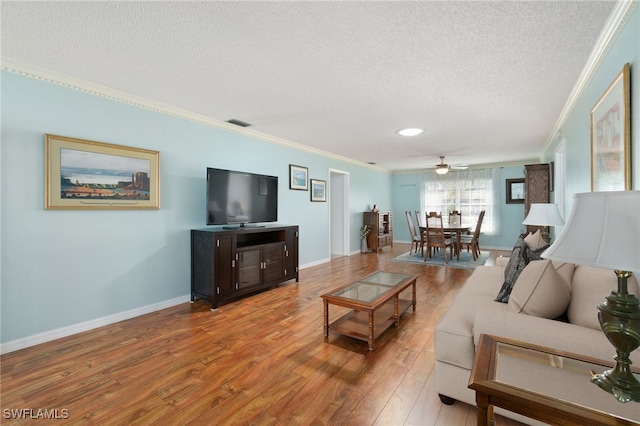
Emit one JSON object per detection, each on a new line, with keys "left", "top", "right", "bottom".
{"left": 434, "top": 236, "right": 640, "bottom": 424}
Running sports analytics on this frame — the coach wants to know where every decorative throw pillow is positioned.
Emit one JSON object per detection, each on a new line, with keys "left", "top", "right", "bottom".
{"left": 508, "top": 260, "right": 571, "bottom": 319}
{"left": 524, "top": 230, "right": 546, "bottom": 250}
{"left": 496, "top": 237, "right": 528, "bottom": 302}
{"left": 551, "top": 261, "right": 576, "bottom": 289}
{"left": 496, "top": 236, "right": 552, "bottom": 303}
{"left": 525, "top": 242, "right": 551, "bottom": 263}
{"left": 502, "top": 237, "right": 525, "bottom": 278}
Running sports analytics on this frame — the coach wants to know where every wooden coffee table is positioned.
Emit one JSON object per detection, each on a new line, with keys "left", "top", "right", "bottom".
{"left": 469, "top": 334, "right": 640, "bottom": 426}
{"left": 320, "top": 271, "right": 417, "bottom": 351}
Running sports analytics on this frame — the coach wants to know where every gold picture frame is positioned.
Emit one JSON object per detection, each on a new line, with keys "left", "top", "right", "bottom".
{"left": 45, "top": 134, "right": 160, "bottom": 210}
{"left": 590, "top": 63, "right": 631, "bottom": 191}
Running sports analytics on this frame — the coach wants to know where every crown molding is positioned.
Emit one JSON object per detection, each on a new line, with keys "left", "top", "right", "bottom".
{"left": 1, "top": 57, "right": 389, "bottom": 173}
{"left": 543, "top": 0, "right": 638, "bottom": 154}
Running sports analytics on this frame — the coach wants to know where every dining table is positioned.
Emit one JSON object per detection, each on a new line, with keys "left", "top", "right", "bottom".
{"left": 419, "top": 223, "right": 471, "bottom": 261}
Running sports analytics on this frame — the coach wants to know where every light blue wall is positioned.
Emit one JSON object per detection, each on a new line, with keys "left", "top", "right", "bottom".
{"left": 0, "top": 71, "right": 391, "bottom": 343}
{"left": 543, "top": 5, "right": 640, "bottom": 210}
{"left": 2, "top": 5, "right": 638, "bottom": 347}
{"left": 392, "top": 165, "right": 527, "bottom": 250}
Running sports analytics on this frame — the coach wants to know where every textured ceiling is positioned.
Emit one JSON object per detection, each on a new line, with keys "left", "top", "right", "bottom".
{"left": 1, "top": 1, "right": 618, "bottom": 171}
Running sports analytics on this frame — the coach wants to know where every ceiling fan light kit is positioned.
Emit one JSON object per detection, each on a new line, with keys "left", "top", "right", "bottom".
{"left": 432, "top": 156, "right": 467, "bottom": 174}
{"left": 436, "top": 164, "right": 449, "bottom": 174}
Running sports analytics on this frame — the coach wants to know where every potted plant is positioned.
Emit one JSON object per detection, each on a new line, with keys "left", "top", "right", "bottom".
{"left": 360, "top": 224, "right": 371, "bottom": 253}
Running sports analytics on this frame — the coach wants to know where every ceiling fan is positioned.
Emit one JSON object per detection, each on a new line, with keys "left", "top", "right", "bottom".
{"left": 433, "top": 156, "right": 468, "bottom": 175}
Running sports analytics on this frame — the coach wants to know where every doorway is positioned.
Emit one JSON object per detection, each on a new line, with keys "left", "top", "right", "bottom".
{"left": 329, "top": 169, "right": 349, "bottom": 257}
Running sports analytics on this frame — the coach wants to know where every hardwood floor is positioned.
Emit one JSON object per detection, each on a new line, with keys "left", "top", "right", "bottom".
{"left": 1, "top": 243, "right": 518, "bottom": 425}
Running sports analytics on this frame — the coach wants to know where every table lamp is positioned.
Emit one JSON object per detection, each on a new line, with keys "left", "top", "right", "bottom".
{"left": 522, "top": 203, "right": 565, "bottom": 242}
{"left": 542, "top": 191, "right": 640, "bottom": 403}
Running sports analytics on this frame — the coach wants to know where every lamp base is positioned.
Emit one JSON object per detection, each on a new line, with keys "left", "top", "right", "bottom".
{"left": 595, "top": 270, "right": 640, "bottom": 403}
{"left": 590, "top": 369, "right": 640, "bottom": 403}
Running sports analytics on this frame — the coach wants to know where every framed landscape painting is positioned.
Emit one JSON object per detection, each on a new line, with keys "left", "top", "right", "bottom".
{"left": 590, "top": 63, "right": 631, "bottom": 191}
{"left": 45, "top": 134, "right": 160, "bottom": 210}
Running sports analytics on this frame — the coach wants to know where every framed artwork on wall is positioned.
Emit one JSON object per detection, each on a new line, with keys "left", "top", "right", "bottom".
{"left": 310, "top": 179, "right": 326, "bottom": 202}
{"left": 289, "top": 164, "right": 308, "bottom": 190}
{"left": 590, "top": 63, "right": 631, "bottom": 191}
{"left": 506, "top": 178, "right": 525, "bottom": 204}
{"left": 45, "top": 134, "right": 160, "bottom": 210}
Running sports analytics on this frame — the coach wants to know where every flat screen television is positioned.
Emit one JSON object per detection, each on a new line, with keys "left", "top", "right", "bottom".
{"left": 206, "top": 167, "right": 278, "bottom": 226}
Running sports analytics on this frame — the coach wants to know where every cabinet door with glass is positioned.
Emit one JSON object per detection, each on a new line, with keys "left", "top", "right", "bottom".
{"left": 237, "top": 247, "right": 261, "bottom": 290}
{"left": 262, "top": 242, "right": 285, "bottom": 285}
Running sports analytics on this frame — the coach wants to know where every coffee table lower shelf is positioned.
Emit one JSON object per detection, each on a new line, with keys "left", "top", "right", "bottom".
{"left": 328, "top": 299, "right": 412, "bottom": 349}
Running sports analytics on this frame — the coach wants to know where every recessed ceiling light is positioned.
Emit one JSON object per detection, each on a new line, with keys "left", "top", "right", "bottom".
{"left": 397, "top": 128, "right": 423, "bottom": 137}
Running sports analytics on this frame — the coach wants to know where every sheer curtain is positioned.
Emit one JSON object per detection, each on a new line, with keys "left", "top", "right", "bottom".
{"left": 419, "top": 168, "right": 500, "bottom": 235}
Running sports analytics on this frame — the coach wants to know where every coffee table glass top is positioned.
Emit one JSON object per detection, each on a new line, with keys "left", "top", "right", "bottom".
{"left": 329, "top": 272, "right": 413, "bottom": 303}
{"left": 495, "top": 341, "right": 640, "bottom": 422}
{"left": 359, "top": 272, "right": 411, "bottom": 286}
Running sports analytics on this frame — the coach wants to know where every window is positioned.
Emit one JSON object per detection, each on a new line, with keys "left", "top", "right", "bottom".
{"left": 419, "top": 168, "right": 500, "bottom": 235}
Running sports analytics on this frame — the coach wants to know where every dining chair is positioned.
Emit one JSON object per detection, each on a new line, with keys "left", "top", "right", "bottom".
{"left": 405, "top": 211, "right": 424, "bottom": 255}
{"left": 445, "top": 210, "right": 462, "bottom": 238}
{"left": 425, "top": 213, "right": 453, "bottom": 263}
{"left": 425, "top": 211, "right": 440, "bottom": 255}
{"left": 448, "top": 210, "right": 462, "bottom": 225}
{"left": 460, "top": 210, "right": 485, "bottom": 260}
{"left": 414, "top": 210, "right": 423, "bottom": 227}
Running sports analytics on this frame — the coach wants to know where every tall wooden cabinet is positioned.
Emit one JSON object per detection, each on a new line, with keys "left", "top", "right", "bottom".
{"left": 363, "top": 211, "right": 393, "bottom": 251}
{"left": 191, "top": 225, "right": 299, "bottom": 310}
{"left": 524, "top": 163, "right": 550, "bottom": 234}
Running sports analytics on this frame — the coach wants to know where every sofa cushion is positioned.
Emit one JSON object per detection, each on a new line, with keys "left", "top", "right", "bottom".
{"left": 496, "top": 237, "right": 551, "bottom": 303}
{"left": 568, "top": 266, "right": 640, "bottom": 330}
{"left": 524, "top": 230, "right": 546, "bottom": 249}
{"left": 508, "top": 260, "right": 571, "bottom": 319}
{"left": 435, "top": 265, "right": 505, "bottom": 370}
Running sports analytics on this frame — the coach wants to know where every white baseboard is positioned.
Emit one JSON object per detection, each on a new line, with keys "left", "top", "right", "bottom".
{"left": 0, "top": 261, "right": 331, "bottom": 354}
{"left": 0, "top": 295, "right": 190, "bottom": 354}
{"left": 1, "top": 260, "right": 330, "bottom": 354}
{"left": 300, "top": 258, "right": 330, "bottom": 269}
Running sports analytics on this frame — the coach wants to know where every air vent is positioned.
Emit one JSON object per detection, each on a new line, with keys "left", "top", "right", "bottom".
{"left": 226, "top": 119, "right": 252, "bottom": 127}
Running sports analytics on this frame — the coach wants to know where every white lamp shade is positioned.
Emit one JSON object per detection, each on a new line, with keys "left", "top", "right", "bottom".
{"left": 542, "top": 191, "right": 640, "bottom": 272}
{"left": 522, "top": 203, "right": 565, "bottom": 226}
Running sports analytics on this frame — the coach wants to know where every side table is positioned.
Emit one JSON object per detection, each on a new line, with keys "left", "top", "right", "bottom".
{"left": 469, "top": 334, "right": 640, "bottom": 426}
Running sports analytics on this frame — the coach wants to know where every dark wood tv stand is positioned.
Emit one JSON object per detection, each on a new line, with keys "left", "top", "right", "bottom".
{"left": 191, "top": 225, "right": 299, "bottom": 310}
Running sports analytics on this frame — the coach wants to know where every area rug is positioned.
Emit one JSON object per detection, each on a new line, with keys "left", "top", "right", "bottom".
{"left": 391, "top": 249, "right": 490, "bottom": 269}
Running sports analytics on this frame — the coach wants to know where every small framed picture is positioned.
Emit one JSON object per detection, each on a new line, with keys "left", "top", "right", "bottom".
{"left": 289, "top": 164, "right": 308, "bottom": 191}
{"left": 310, "top": 179, "right": 326, "bottom": 202}
{"left": 506, "top": 178, "right": 525, "bottom": 204}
